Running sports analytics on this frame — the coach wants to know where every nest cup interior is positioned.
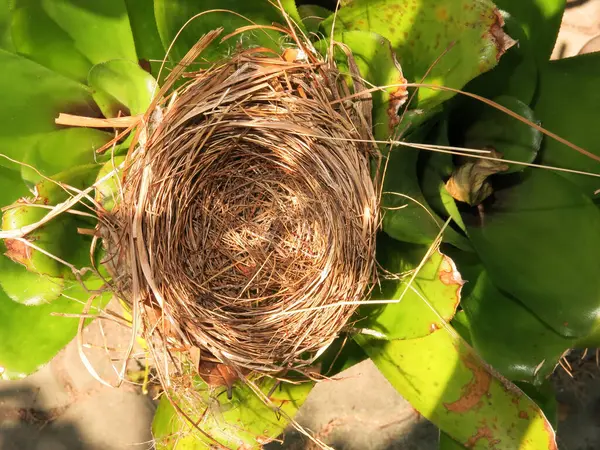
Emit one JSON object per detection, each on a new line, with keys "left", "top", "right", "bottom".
{"left": 109, "top": 47, "right": 380, "bottom": 373}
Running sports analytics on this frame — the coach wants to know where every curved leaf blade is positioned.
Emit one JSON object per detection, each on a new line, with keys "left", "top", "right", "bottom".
{"left": 124, "top": 0, "right": 165, "bottom": 76}
{"left": 464, "top": 168, "right": 600, "bottom": 337}
{"left": 493, "top": 0, "right": 565, "bottom": 64}
{"left": 0, "top": 276, "right": 110, "bottom": 379}
{"left": 357, "top": 327, "right": 557, "bottom": 449}
{"left": 154, "top": 0, "right": 303, "bottom": 65}
{"left": 153, "top": 377, "right": 312, "bottom": 449}
{"left": 0, "top": 49, "right": 99, "bottom": 171}
{"left": 88, "top": 59, "right": 158, "bottom": 117}
{"left": 462, "top": 271, "right": 574, "bottom": 383}
{"left": 323, "top": 0, "right": 513, "bottom": 120}
{"left": 11, "top": 0, "right": 137, "bottom": 83}
{"left": 0, "top": 0, "right": 14, "bottom": 51}
{"left": 21, "top": 128, "right": 112, "bottom": 186}
{"left": 463, "top": 95, "right": 542, "bottom": 173}
{"left": 534, "top": 53, "right": 600, "bottom": 196}
{"left": 363, "top": 234, "right": 463, "bottom": 340}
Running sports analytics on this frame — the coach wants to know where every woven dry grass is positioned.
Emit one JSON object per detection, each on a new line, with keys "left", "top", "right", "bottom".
{"left": 100, "top": 29, "right": 381, "bottom": 377}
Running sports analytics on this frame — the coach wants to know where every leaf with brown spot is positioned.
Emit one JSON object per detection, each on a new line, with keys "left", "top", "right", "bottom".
{"left": 361, "top": 235, "right": 463, "bottom": 340}
{"left": 358, "top": 325, "right": 557, "bottom": 449}
{"left": 323, "top": 0, "right": 512, "bottom": 128}
{"left": 443, "top": 354, "right": 492, "bottom": 413}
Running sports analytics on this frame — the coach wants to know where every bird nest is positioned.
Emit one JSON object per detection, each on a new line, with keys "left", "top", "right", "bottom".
{"left": 102, "top": 31, "right": 381, "bottom": 377}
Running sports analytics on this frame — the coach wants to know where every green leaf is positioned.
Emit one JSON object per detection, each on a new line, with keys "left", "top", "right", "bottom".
{"left": 21, "top": 128, "right": 112, "bottom": 186}
{"left": 382, "top": 137, "right": 472, "bottom": 250}
{"left": 322, "top": 30, "right": 409, "bottom": 140}
{"left": 154, "top": 0, "right": 304, "bottom": 65}
{"left": 357, "top": 327, "right": 558, "bottom": 449}
{"left": 88, "top": 59, "right": 158, "bottom": 117}
{"left": 459, "top": 14, "right": 538, "bottom": 105}
{"left": 439, "top": 432, "right": 467, "bottom": 450}
{"left": 419, "top": 119, "right": 468, "bottom": 231}
{"left": 0, "top": 0, "right": 14, "bottom": 51}
{"left": 323, "top": 0, "right": 512, "bottom": 118}
{"left": 0, "top": 49, "right": 99, "bottom": 171}
{"left": 95, "top": 156, "right": 126, "bottom": 212}
{"left": 450, "top": 310, "right": 472, "bottom": 344}
{"left": 463, "top": 95, "right": 542, "bottom": 173}
{"left": 152, "top": 376, "right": 312, "bottom": 449}
{"left": 534, "top": 53, "right": 600, "bottom": 196}
{"left": 575, "top": 323, "right": 600, "bottom": 349}
{"left": 493, "top": 0, "right": 565, "bottom": 64}
{"left": 515, "top": 380, "right": 558, "bottom": 430}
{"left": 464, "top": 168, "right": 600, "bottom": 337}
{"left": 0, "top": 253, "right": 64, "bottom": 306}
{"left": 1, "top": 164, "right": 100, "bottom": 278}
{"left": 298, "top": 4, "right": 332, "bottom": 34}
{"left": 0, "top": 276, "right": 110, "bottom": 379}
{"left": 11, "top": 0, "right": 138, "bottom": 83}
{"left": 421, "top": 162, "right": 467, "bottom": 232}
{"left": 0, "top": 164, "right": 29, "bottom": 204}
{"left": 362, "top": 234, "right": 462, "bottom": 339}
{"left": 124, "top": 0, "right": 165, "bottom": 76}
{"left": 462, "top": 271, "right": 574, "bottom": 383}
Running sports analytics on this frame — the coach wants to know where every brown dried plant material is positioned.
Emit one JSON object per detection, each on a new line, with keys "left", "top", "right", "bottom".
{"left": 101, "top": 33, "right": 381, "bottom": 376}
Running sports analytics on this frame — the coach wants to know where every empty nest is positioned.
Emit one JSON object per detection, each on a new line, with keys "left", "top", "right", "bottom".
{"left": 104, "top": 33, "right": 381, "bottom": 375}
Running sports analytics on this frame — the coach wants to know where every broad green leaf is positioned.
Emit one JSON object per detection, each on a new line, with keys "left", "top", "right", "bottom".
{"left": 463, "top": 95, "right": 542, "bottom": 173}
{"left": 88, "top": 59, "right": 157, "bottom": 117}
{"left": 0, "top": 276, "right": 110, "bottom": 379}
{"left": 462, "top": 271, "right": 574, "bottom": 383}
{"left": 21, "top": 128, "right": 112, "bottom": 186}
{"left": 534, "top": 53, "right": 600, "bottom": 196}
{"left": 0, "top": 163, "right": 109, "bottom": 377}
{"left": 450, "top": 311, "right": 472, "bottom": 344}
{"left": 418, "top": 118, "right": 468, "bottom": 232}
{"left": 357, "top": 327, "right": 558, "bottom": 449}
{"left": 0, "top": 252, "right": 64, "bottom": 305}
{"left": 421, "top": 160, "right": 467, "bottom": 233}
{"left": 493, "top": 0, "right": 565, "bottom": 64}
{"left": 0, "top": 164, "right": 29, "bottom": 204}
{"left": 323, "top": 0, "right": 512, "bottom": 119}
{"left": 0, "top": 0, "right": 14, "bottom": 51}
{"left": 152, "top": 376, "right": 312, "bottom": 449}
{"left": 11, "top": 0, "right": 137, "bottom": 83}
{"left": 154, "top": 0, "right": 304, "bottom": 65}
{"left": 464, "top": 168, "right": 600, "bottom": 337}
{"left": 459, "top": 14, "right": 538, "bottom": 105}
{"left": 328, "top": 31, "right": 411, "bottom": 140}
{"left": 362, "top": 234, "right": 462, "bottom": 339}
{"left": 1, "top": 164, "right": 100, "bottom": 278}
{"left": 0, "top": 49, "right": 99, "bottom": 171}
{"left": 298, "top": 4, "right": 332, "bottom": 34}
{"left": 575, "top": 323, "right": 600, "bottom": 349}
{"left": 382, "top": 140, "right": 472, "bottom": 250}
{"left": 515, "top": 380, "right": 558, "bottom": 429}
{"left": 124, "top": 0, "right": 165, "bottom": 76}
{"left": 439, "top": 432, "right": 467, "bottom": 450}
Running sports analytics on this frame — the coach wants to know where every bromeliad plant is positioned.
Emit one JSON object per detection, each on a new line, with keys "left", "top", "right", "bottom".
{"left": 0, "top": 0, "right": 599, "bottom": 449}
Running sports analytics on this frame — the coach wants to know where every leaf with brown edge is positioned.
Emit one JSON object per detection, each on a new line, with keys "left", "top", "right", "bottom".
{"left": 357, "top": 325, "right": 558, "bottom": 449}
{"left": 323, "top": 0, "right": 515, "bottom": 127}
{"left": 358, "top": 234, "right": 463, "bottom": 340}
